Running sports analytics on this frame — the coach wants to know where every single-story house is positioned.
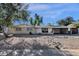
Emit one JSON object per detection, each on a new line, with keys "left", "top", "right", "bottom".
{"left": 7, "top": 24, "right": 79, "bottom": 34}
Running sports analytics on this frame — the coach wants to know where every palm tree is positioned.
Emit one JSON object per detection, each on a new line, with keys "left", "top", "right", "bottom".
{"left": 34, "top": 13, "right": 43, "bottom": 26}
{"left": 29, "top": 17, "right": 34, "bottom": 25}
{"left": 29, "top": 13, "right": 43, "bottom": 26}
{"left": 29, "top": 14, "right": 43, "bottom": 34}
{"left": 0, "top": 3, "right": 29, "bottom": 37}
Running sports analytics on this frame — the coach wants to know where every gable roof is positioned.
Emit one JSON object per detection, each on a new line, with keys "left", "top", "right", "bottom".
{"left": 67, "top": 24, "right": 76, "bottom": 28}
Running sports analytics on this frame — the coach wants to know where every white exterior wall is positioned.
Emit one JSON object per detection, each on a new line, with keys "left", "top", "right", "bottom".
{"left": 36, "top": 28, "right": 42, "bottom": 33}
{"left": 48, "top": 28, "right": 52, "bottom": 34}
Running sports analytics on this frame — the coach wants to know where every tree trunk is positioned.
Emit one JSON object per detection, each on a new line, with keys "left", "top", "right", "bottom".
{"left": 1, "top": 25, "right": 9, "bottom": 38}
{"left": 3, "top": 32, "right": 8, "bottom": 38}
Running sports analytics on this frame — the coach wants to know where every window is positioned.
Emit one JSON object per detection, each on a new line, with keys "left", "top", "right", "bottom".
{"left": 27, "top": 27, "right": 32, "bottom": 31}
{"left": 42, "top": 28, "right": 48, "bottom": 33}
{"left": 16, "top": 27, "right": 22, "bottom": 31}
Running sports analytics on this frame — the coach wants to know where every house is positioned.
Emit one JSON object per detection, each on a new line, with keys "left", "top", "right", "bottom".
{"left": 7, "top": 24, "right": 79, "bottom": 35}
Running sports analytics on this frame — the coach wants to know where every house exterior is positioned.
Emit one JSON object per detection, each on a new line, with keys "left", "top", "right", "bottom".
{"left": 7, "top": 24, "right": 79, "bottom": 34}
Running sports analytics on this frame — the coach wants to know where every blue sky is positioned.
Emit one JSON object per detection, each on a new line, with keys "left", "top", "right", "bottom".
{"left": 27, "top": 3, "right": 79, "bottom": 25}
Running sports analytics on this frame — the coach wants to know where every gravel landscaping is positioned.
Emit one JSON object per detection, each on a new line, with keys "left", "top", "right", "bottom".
{"left": 0, "top": 34, "right": 79, "bottom": 56}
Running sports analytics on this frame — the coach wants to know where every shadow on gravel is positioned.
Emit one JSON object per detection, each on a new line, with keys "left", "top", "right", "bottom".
{"left": 13, "top": 34, "right": 53, "bottom": 38}
{"left": 0, "top": 39, "right": 73, "bottom": 56}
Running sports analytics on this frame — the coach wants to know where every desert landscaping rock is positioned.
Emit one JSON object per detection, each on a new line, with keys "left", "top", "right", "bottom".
{"left": 0, "top": 35, "right": 79, "bottom": 56}
{"left": 0, "top": 50, "right": 7, "bottom": 56}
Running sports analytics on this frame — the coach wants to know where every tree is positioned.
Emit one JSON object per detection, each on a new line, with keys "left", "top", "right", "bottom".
{"left": 29, "top": 13, "right": 43, "bottom": 26}
{"left": 65, "top": 16, "right": 75, "bottom": 26}
{"left": 0, "top": 3, "right": 29, "bottom": 37}
{"left": 75, "top": 23, "right": 79, "bottom": 28}
{"left": 57, "top": 19, "right": 66, "bottom": 26}
{"left": 57, "top": 16, "right": 75, "bottom": 26}
{"left": 29, "top": 17, "right": 33, "bottom": 25}
{"left": 0, "top": 19, "right": 4, "bottom": 32}
{"left": 34, "top": 13, "right": 43, "bottom": 26}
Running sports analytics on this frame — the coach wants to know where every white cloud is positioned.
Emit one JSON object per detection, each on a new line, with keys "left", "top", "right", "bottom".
{"left": 28, "top": 4, "right": 50, "bottom": 11}
{"left": 39, "top": 10, "right": 62, "bottom": 19}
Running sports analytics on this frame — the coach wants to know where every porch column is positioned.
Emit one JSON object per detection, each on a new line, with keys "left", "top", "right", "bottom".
{"left": 48, "top": 28, "right": 52, "bottom": 34}
{"left": 3, "top": 26, "right": 9, "bottom": 34}
{"left": 68, "top": 28, "right": 72, "bottom": 34}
